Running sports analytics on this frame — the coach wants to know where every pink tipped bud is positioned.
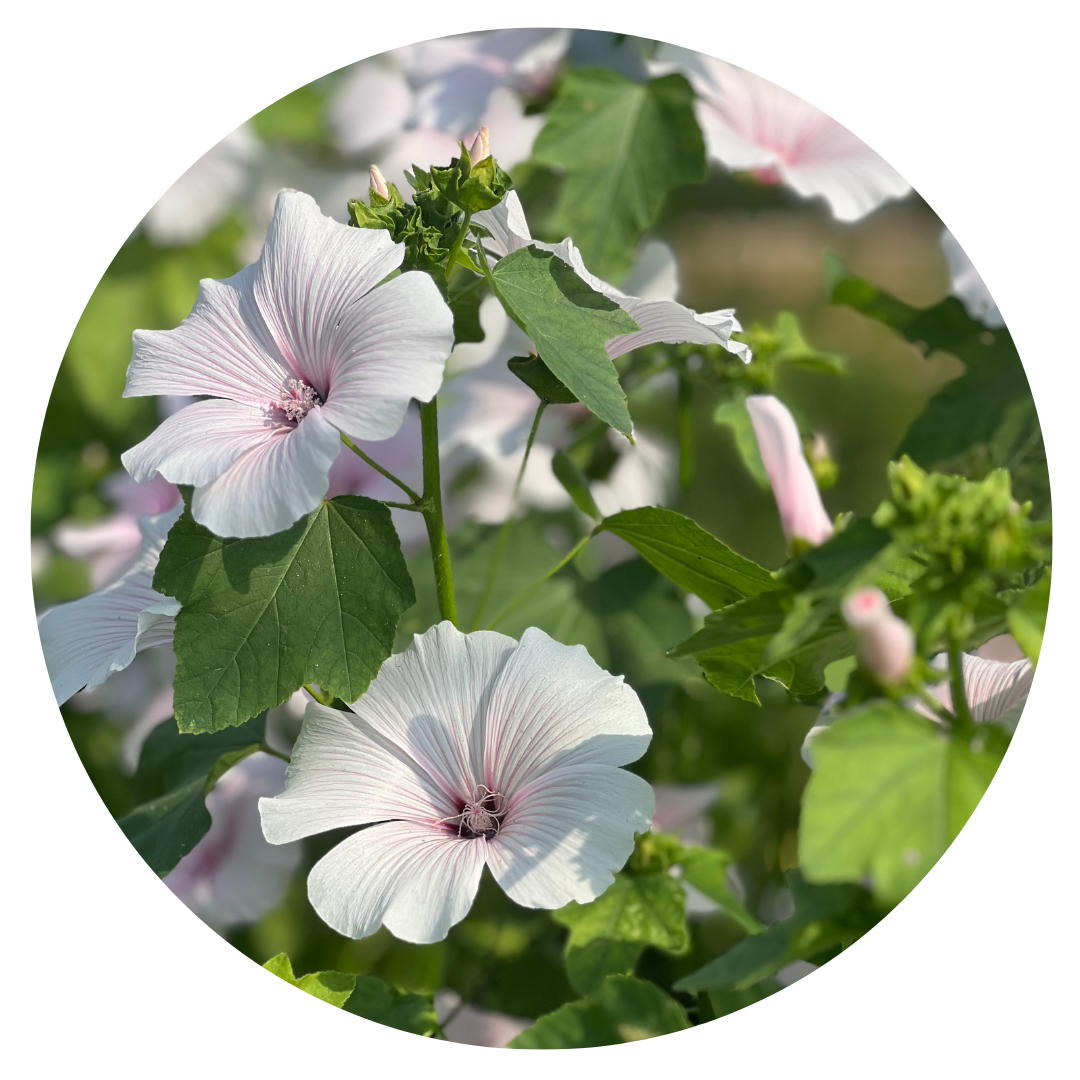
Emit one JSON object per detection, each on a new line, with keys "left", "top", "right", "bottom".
{"left": 745, "top": 395, "right": 833, "bottom": 547}
{"left": 368, "top": 164, "right": 389, "bottom": 200}
{"left": 469, "top": 126, "right": 491, "bottom": 160}
{"left": 842, "top": 587, "right": 915, "bottom": 685}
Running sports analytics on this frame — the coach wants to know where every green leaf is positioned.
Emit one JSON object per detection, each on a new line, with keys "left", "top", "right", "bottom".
{"left": 599, "top": 507, "right": 776, "bottom": 610}
{"left": 344, "top": 976, "right": 440, "bottom": 1036}
{"left": 155, "top": 494, "right": 415, "bottom": 734}
{"left": 676, "top": 847, "right": 763, "bottom": 936}
{"left": 509, "top": 354, "right": 580, "bottom": 404}
{"left": 799, "top": 701, "right": 1007, "bottom": 903}
{"left": 509, "top": 975, "right": 690, "bottom": 1048}
{"left": 1007, "top": 568, "right": 1050, "bottom": 667}
{"left": 675, "top": 871, "right": 875, "bottom": 993}
{"left": 263, "top": 953, "right": 356, "bottom": 1008}
{"left": 532, "top": 69, "right": 706, "bottom": 282}
{"left": 714, "top": 397, "right": 769, "bottom": 487}
{"left": 489, "top": 245, "right": 638, "bottom": 435}
{"left": 552, "top": 449, "right": 600, "bottom": 518}
{"left": 117, "top": 715, "right": 266, "bottom": 876}
{"left": 252, "top": 83, "right": 329, "bottom": 143}
{"left": 448, "top": 268, "right": 487, "bottom": 344}
{"left": 552, "top": 872, "right": 689, "bottom": 994}
{"left": 826, "top": 255, "right": 1034, "bottom": 468}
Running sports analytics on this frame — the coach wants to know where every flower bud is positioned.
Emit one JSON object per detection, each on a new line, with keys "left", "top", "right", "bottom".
{"left": 368, "top": 164, "right": 389, "bottom": 200}
{"left": 842, "top": 586, "right": 915, "bottom": 685}
{"left": 746, "top": 395, "right": 833, "bottom": 548}
{"left": 469, "top": 125, "right": 491, "bottom": 161}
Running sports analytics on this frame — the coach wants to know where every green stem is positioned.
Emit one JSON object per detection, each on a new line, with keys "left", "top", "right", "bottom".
{"left": 915, "top": 686, "right": 953, "bottom": 723}
{"left": 259, "top": 744, "right": 292, "bottom": 764}
{"left": 948, "top": 635, "right": 974, "bottom": 729}
{"left": 341, "top": 434, "right": 422, "bottom": 504}
{"left": 471, "top": 401, "right": 547, "bottom": 630}
{"left": 677, "top": 369, "right": 694, "bottom": 489}
{"left": 486, "top": 530, "right": 595, "bottom": 631}
{"left": 445, "top": 211, "right": 473, "bottom": 281}
{"left": 382, "top": 500, "right": 425, "bottom": 512}
{"left": 420, "top": 398, "right": 458, "bottom": 626}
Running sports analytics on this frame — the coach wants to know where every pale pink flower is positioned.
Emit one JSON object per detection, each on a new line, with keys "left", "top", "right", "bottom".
{"left": 745, "top": 395, "right": 833, "bottom": 548}
{"left": 651, "top": 46, "right": 911, "bottom": 223}
{"left": 166, "top": 753, "right": 302, "bottom": 933}
{"left": 473, "top": 192, "right": 750, "bottom": 363}
{"left": 260, "top": 622, "right": 654, "bottom": 943}
{"left": 842, "top": 586, "right": 915, "bottom": 685}
{"left": 38, "top": 504, "right": 182, "bottom": 705}
{"left": 921, "top": 653, "right": 1033, "bottom": 726}
{"left": 121, "top": 191, "right": 454, "bottom": 538}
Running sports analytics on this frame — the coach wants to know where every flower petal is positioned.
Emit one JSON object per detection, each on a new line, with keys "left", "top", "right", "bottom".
{"left": 190, "top": 405, "right": 342, "bottom": 537}
{"left": 348, "top": 621, "right": 516, "bottom": 805}
{"left": 318, "top": 268, "right": 454, "bottom": 441}
{"left": 252, "top": 191, "right": 405, "bottom": 395}
{"left": 484, "top": 627, "right": 652, "bottom": 794}
{"left": 125, "top": 264, "right": 288, "bottom": 406}
{"left": 487, "top": 763, "right": 654, "bottom": 908}
{"left": 307, "top": 820, "right": 486, "bottom": 943}
{"left": 38, "top": 506, "right": 182, "bottom": 704}
{"left": 472, "top": 190, "right": 533, "bottom": 258}
{"left": 122, "top": 398, "right": 289, "bottom": 488}
{"left": 260, "top": 701, "right": 455, "bottom": 845}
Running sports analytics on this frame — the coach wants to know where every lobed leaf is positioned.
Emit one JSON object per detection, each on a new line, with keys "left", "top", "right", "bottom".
{"left": 344, "top": 976, "right": 440, "bottom": 1036}
{"left": 263, "top": 953, "right": 356, "bottom": 1008}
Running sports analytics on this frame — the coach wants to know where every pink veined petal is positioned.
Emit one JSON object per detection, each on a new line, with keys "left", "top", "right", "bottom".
{"left": 189, "top": 406, "right": 342, "bottom": 538}
{"left": 306, "top": 819, "right": 487, "bottom": 943}
{"left": 961, "top": 654, "right": 1034, "bottom": 723}
{"left": 121, "top": 398, "right": 290, "bottom": 488}
{"left": 347, "top": 621, "right": 516, "bottom": 806}
{"left": 167, "top": 753, "right": 302, "bottom": 933}
{"left": 38, "top": 505, "right": 182, "bottom": 704}
{"left": 125, "top": 263, "right": 289, "bottom": 407}
{"left": 318, "top": 269, "right": 454, "bottom": 441}
{"left": 252, "top": 191, "right": 405, "bottom": 395}
{"left": 260, "top": 701, "right": 456, "bottom": 845}
{"left": 483, "top": 627, "right": 652, "bottom": 795}
{"left": 487, "top": 763, "right": 655, "bottom": 909}
{"left": 745, "top": 395, "right": 833, "bottom": 547}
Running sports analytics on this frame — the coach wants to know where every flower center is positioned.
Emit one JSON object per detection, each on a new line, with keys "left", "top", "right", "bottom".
{"left": 277, "top": 378, "right": 322, "bottom": 422}
{"left": 444, "top": 784, "right": 507, "bottom": 841}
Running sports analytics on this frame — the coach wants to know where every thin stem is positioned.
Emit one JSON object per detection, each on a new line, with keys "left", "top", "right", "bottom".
{"left": 382, "top": 500, "right": 425, "bottom": 512}
{"left": 471, "top": 401, "right": 547, "bottom": 630}
{"left": 948, "top": 635, "right": 975, "bottom": 729}
{"left": 445, "top": 211, "right": 473, "bottom": 281}
{"left": 677, "top": 369, "right": 694, "bottom": 489}
{"left": 341, "top": 434, "right": 422, "bottom": 504}
{"left": 420, "top": 398, "right": 458, "bottom": 626}
{"left": 259, "top": 744, "right": 292, "bottom": 764}
{"left": 915, "top": 687, "right": 953, "bottom": 723}
{"left": 304, "top": 683, "right": 335, "bottom": 706}
{"left": 486, "top": 530, "right": 595, "bottom": 631}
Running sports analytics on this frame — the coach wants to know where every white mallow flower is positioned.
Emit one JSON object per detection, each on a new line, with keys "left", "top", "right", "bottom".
{"left": 121, "top": 191, "right": 454, "bottom": 538}
{"left": 941, "top": 228, "right": 1005, "bottom": 329}
{"left": 651, "top": 45, "right": 911, "bottom": 223}
{"left": 473, "top": 192, "right": 751, "bottom": 363}
{"left": 38, "top": 504, "right": 182, "bottom": 706}
{"left": 166, "top": 753, "right": 302, "bottom": 934}
{"left": 143, "top": 124, "right": 263, "bottom": 247}
{"left": 259, "top": 622, "right": 654, "bottom": 944}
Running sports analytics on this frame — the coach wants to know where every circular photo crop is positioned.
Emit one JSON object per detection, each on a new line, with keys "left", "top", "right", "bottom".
{"left": 34, "top": 28, "right": 1048, "bottom": 1048}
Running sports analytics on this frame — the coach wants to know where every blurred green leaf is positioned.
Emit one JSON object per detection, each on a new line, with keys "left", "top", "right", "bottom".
{"left": 263, "top": 953, "right": 356, "bottom": 1007}
{"left": 253, "top": 83, "right": 330, "bottom": 143}
{"left": 553, "top": 872, "right": 689, "bottom": 994}
{"left": 155, "top": 494, "right": 414, "bottom": 733}
{"left": 1007, "top": 568, "right": 1050, "bottom": 667}
{"left": 489, "top": 245, "right": 638, "bottom": 435}
{"left": 552, "top": 449, "right": 601, "bottom": 518}
{"left": 799, "top": 701, "right": 1007, "bottom": 903}
{"left": 677, "top": 847, "right": 763, "bottom": 936}
{"left": 599, "top": 506, "right": 776, "bottom": 610}
{"left": 344, "top": 976, "right": 440, "bottom": 1035}
{"left": 675, "top": 870, "right": 876, "bottom": 993}
{"left": 509, "top": 974, "right": 690, "bottom": 1048}
{"left": 532, "top": 69, "right": 706, "bottom": 282}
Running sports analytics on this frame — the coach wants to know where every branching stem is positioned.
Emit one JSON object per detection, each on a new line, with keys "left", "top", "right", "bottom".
{"left": 341, "top": 434, "right": 422, "bottom": 504}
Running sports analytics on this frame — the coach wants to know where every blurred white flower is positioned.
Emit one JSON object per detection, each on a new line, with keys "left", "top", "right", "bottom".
{"left": 38, "top": 504, "right": 182, "bottom": 706}
{"left": 260, "top": 622, "right": 653, "bottom": 943}
{"left": 652, "top": 45, "right": 911, "bottom": 223}
{"left": 143, "top": 125, "right": 262, "bottom": 247}
{"left": 166, "top": 753, "right": 302, "bottom": 934}
{"left": 746, "top": 395, "right": 833, "bottom": 548}
{"left": 941, "top": 228, "right": 1005, "bottom": 328}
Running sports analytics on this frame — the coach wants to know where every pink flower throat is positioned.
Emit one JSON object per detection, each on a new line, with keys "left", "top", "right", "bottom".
{"left": 277, "top": 378, "right": 322, "bottom": 422}
{"left": 441, "top": 785, "right": 507, "bottom": 841}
